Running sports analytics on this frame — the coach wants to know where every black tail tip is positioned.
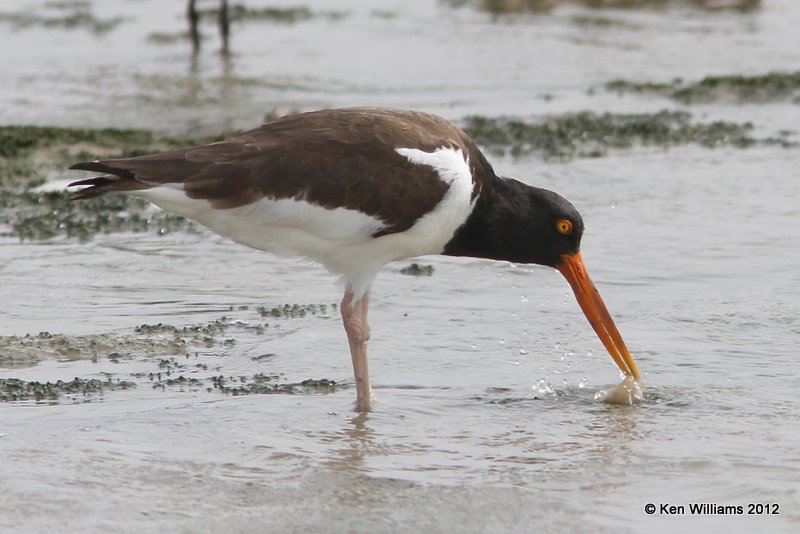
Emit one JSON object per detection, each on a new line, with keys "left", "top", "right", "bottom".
{"left": 69, "top": 161, "right": 135, "bottom": 179}
{"left": 66, "top": 177, "right": 115, "bottom": 200}
{"left": 68, "top": 177, "right": 103, "bottom": 188}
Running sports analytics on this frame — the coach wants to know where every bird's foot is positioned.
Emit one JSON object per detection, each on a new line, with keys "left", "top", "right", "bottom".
{"left": 354, "top": 388, "right": 374, "bottom": 412}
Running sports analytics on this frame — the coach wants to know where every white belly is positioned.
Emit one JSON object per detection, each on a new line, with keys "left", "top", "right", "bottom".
{"left": 135, "top": 146, "right": 477, "bottom": 297}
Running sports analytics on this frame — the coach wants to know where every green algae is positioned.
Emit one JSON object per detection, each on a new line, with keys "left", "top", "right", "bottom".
{"left": 1, "top": 192, "right": 193, "bottom": 242}
{"left": 673, "top": 72, "right": 800, "bottom": 104}
{"left": 579, "top": 0, "right": 761, "bottom": 11}
{"left": 133, "top": 318, "right": 265, "bottom": 349}
{"left": 45, "top": 1, "right": 91, "bottom": 8}
{"left": 140, "top": 370, "right": 337, "bottom": 396}
{"left": 0, "top": 125, "right": 228, "bottom": 242}
{"left": 146, "top": 31, "right": 192, "bottom": 44}
{"left": 569, "top": 14, "right": 640, "bottom": 28}
{"left": 210, "top": 375, "right": 336, "bottom": 396}
{"left": 444, "top": 0, "right": 762, "bottom": 15}
{"left": 198, "top": 5, "right": 346, "bottom": 24}
{"left": 0, "top": 125, "right": 223, "bottom": 161}
{"left": 399, "top": 263, "right": 435, "bottom": 277}
{"left": 0, "top": 316, "right": 261, "bottom": 370}
{"left": 605, "top": 71, "right": 800, "bottom": 104}
{"left": 0, "top": 372, "right": 337, "bottom": 402}
{"left": 0, "top": 3, "right": 124, "bottom": 35}
{"left": 218, "top": 5, "right": 313, "bottom": 23}
{"left": 463, "top": 110, "right": 795, "bottom": 159}
{"left": 1, "top": 307, "right": 339, "bottom": 402}
{"left": 0, "top": 330, "right": 191, "bottom": 370}
{"left": 0, "top": 125, "right": 153, "bottom": 160}
{"left": 135, "top": 317, "right": 248, "bottom": 337}
{"left": 0, "top": 377, "right": 135, "bottom": 403}
{"left": 603, "top": 78, "right": 682, "bottom": 96}
{"left": 257, "top": 303, "right": 337, "bottom": 319}
{"left": 198, "top": 4, "right": 347, "bottom": 24}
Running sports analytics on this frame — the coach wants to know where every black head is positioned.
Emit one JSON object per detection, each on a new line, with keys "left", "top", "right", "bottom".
{"left": 522, "top": 186, "right": 585, "bottom": 267}
{"left": 442, "top": 179, "right": 585, "bottom": 266}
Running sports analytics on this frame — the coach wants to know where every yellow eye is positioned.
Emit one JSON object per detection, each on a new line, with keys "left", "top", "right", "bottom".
{"left": 556, "top": 219, "right": 573, "bottom": 235}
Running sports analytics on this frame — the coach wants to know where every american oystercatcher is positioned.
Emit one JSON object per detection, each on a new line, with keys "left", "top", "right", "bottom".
{"left": 69, "top": 107, "right": 641, "bottom": 411}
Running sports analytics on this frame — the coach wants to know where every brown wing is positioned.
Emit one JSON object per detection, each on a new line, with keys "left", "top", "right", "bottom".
{"left": 69, "top": 107, "right": 491, "bottom": 235}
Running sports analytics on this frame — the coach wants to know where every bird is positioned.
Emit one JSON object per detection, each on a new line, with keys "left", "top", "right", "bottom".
{"left": 69, "top": 107, "right": 641, "bottom": 412}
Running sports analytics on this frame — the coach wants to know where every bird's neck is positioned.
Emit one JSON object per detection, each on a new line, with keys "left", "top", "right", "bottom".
{"left": 442, "top": 175, "right": 537, "bottom": 264}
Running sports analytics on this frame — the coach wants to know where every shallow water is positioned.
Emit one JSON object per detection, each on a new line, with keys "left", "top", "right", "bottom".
{"left": 2, "top": 1, "right": 800, "bottom": 532}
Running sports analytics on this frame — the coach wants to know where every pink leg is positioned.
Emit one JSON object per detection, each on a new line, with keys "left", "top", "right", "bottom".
{"left": 341, "top": 287, "right": 373, "bottom": 412}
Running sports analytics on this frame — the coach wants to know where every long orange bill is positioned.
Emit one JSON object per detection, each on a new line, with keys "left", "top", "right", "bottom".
{"left": 556, "top": 252, "right": 641, "bottom": 380}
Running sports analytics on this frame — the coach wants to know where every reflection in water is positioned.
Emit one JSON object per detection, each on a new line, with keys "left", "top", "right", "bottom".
{"left": 188, "top": 0, "right": 200, "bottom": 53}
{"left": 184, "top": 26, "right": 236, "bottom": 128}
{"left": 187, "top": 0, "right": 231, "bottom": 56}
{"left": 308, "top": 389, "right": 651, "bottom": 487}
{"left": 319, "top": 413, "right": 378, "bottom": 473}
{"left": 219, "top": 0, "right": 230, "bottom": 56}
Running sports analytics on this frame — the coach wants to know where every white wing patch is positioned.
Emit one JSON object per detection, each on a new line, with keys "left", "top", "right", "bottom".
{"left": 392, "top": 145, "right": 477, "bottom": 251}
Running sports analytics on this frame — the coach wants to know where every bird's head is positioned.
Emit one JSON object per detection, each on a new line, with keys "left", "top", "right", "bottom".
{"left": 520, "top": 187, "right": 585, "bottom": 267}
{"left": 525, "top": 187, "right": 641, "bottom": 381}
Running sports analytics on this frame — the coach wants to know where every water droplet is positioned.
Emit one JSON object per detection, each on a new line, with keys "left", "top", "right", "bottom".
{"left": 471, "top": 344, "right": 477, "bottom": 350}
{"left": 578, "top": 377, "right": 588, "bottom": 388}
{"left": 520, "top": 295, "right": 528, "bottom": 303}
{"left": 519, "top": 349, "right": 528, "bottom": 355}
{"left": 499, "top": 339, "right": 505, "bottom": 346}
{"left": 534, "top": 378, "right": 553, "bottom": 395}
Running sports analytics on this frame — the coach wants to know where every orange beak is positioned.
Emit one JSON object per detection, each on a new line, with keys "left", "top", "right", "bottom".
{"left": 556, "top": 252, "right": 641, "bottom": 380}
